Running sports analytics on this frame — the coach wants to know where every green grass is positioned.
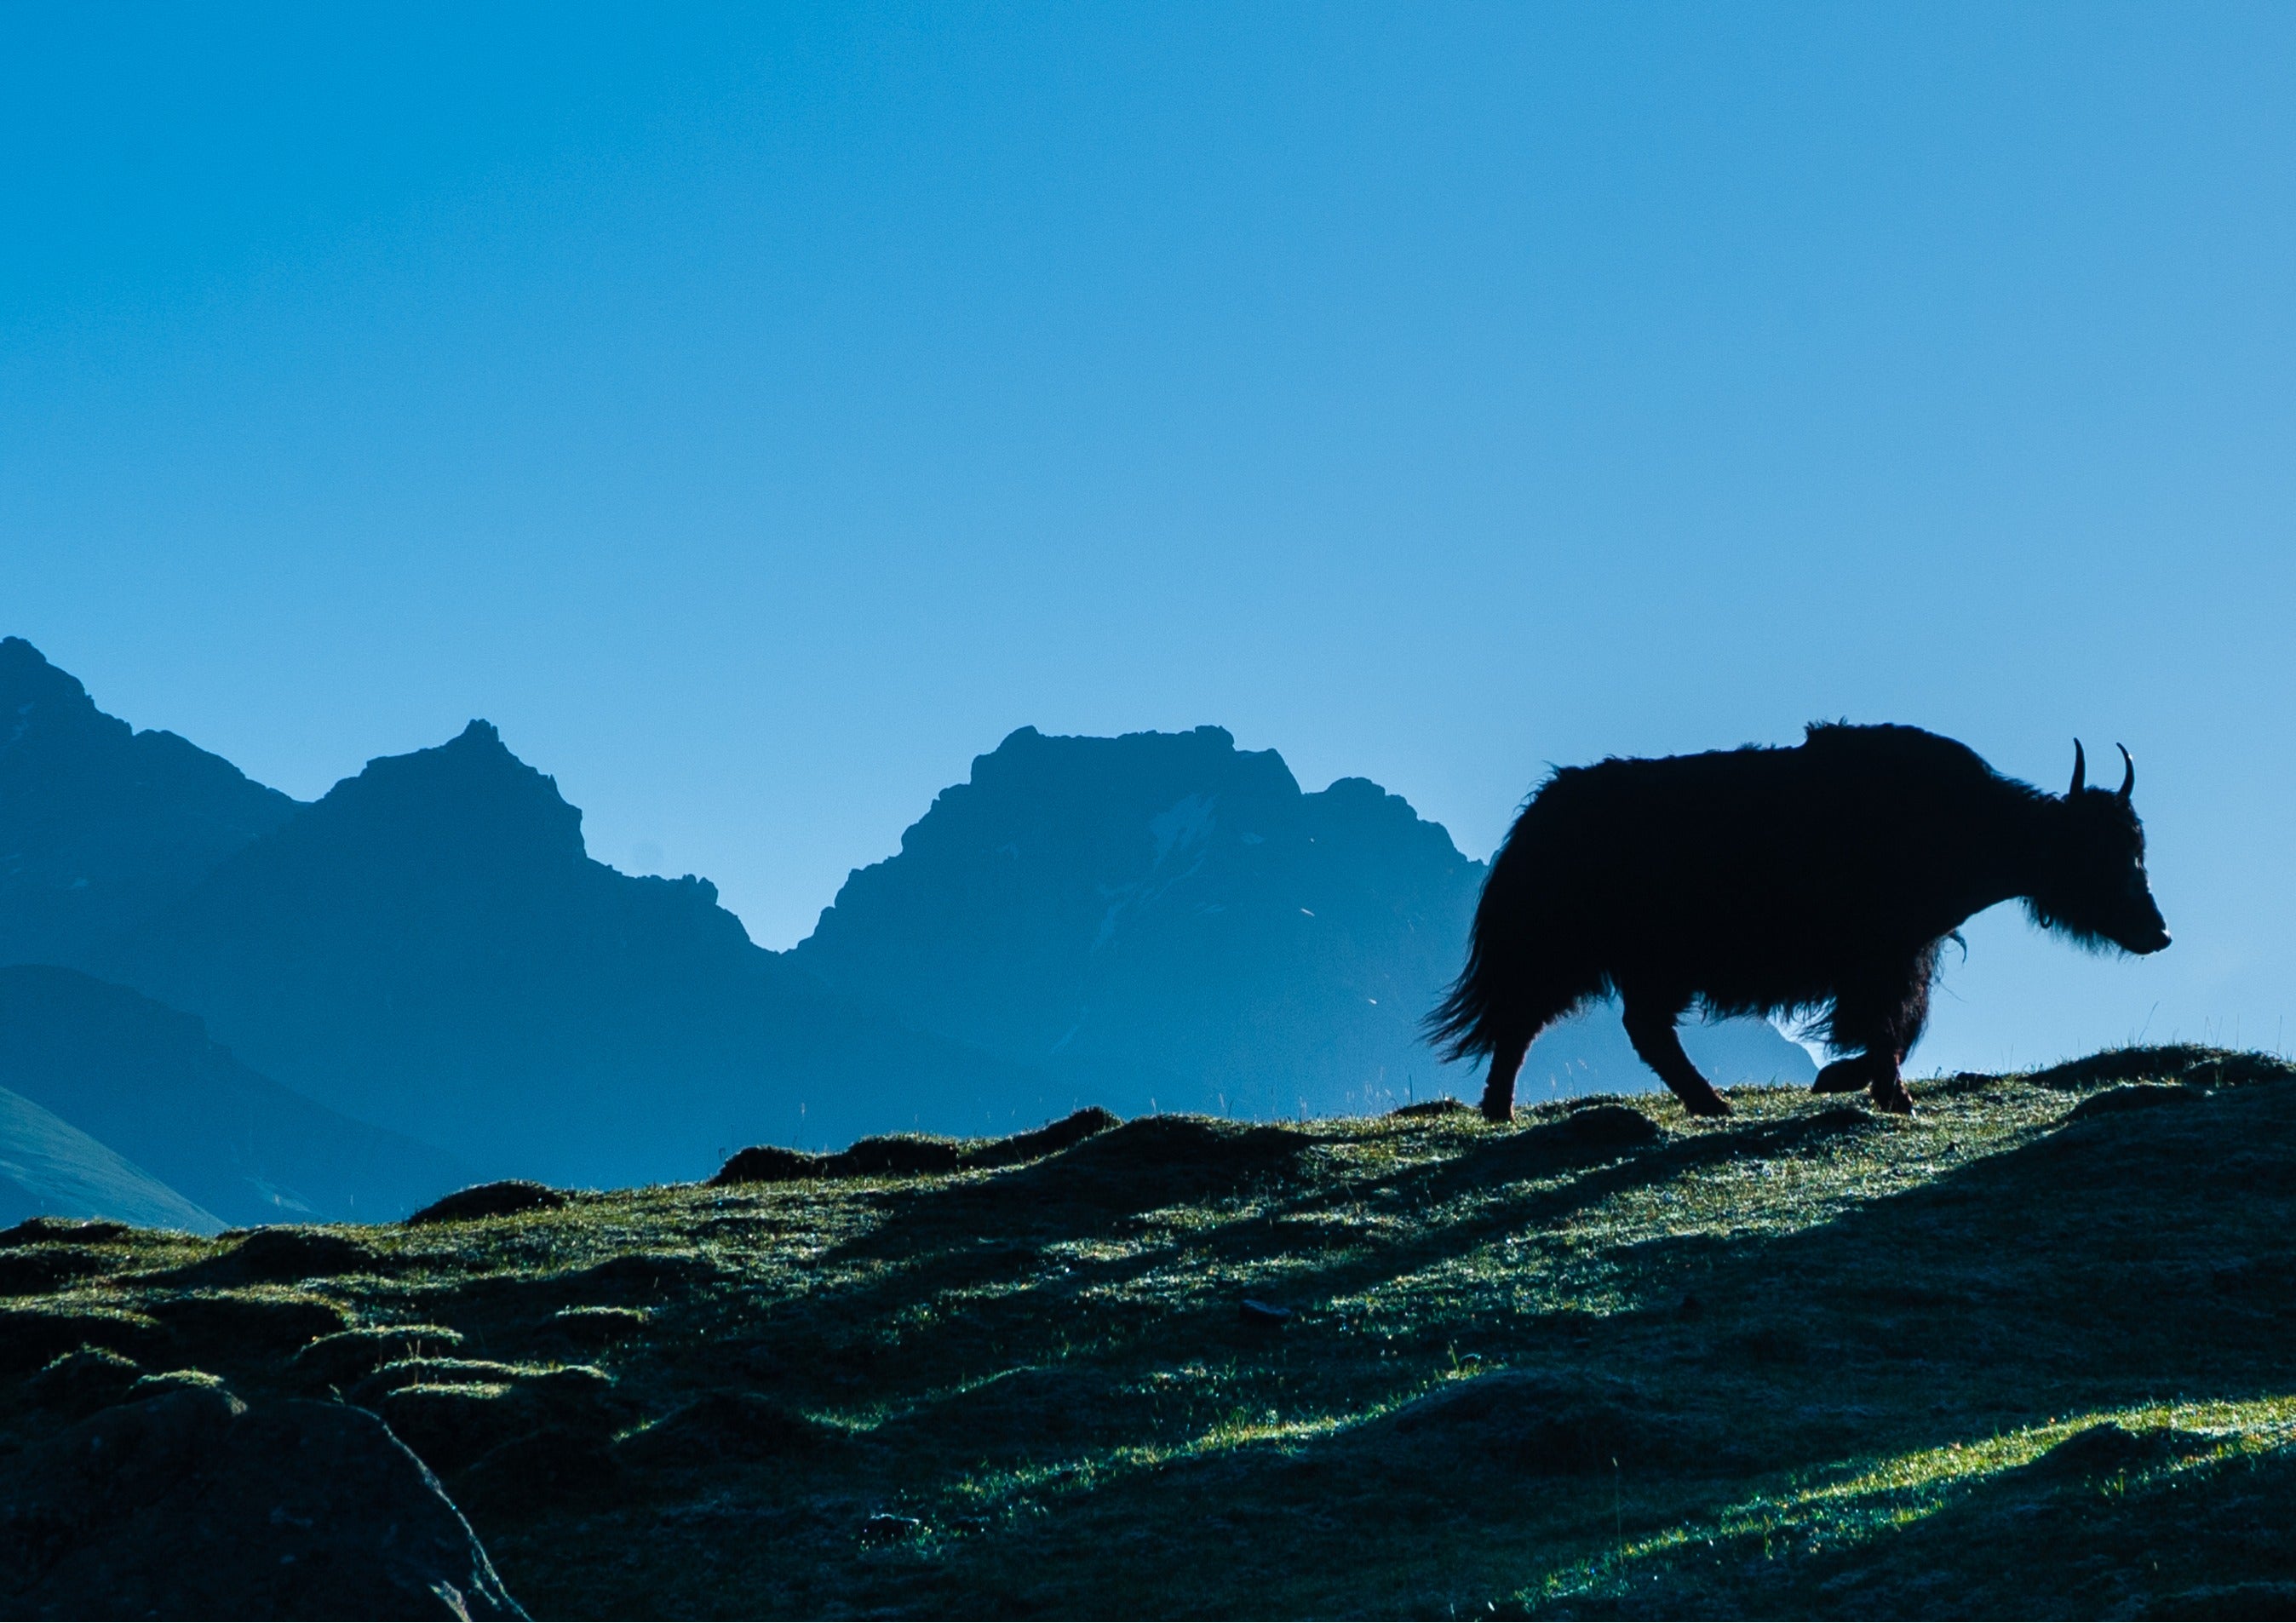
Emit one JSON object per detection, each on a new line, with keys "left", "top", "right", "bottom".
{"left": 4, "top": 1044, "right": 2293, "bottom": 1618}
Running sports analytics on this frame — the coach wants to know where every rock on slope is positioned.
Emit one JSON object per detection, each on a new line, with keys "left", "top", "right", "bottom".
{"left": 0, "top": 966, "right": 469, "bottom": 1224}
{"left": 0, "top": 1386, "right": 523, "bottom": 1619}
{"left": 0, "top": 638, "right": 300, "bottom": 972}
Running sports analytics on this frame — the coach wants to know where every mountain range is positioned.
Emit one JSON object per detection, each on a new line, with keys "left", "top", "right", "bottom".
{"left": 0, "top": 636, "right": 1811, "bottom": 1213}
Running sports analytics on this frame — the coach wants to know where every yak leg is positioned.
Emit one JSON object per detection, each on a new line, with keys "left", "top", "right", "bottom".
{"left": 1622, "top": 996, "right": 1731, "bottom": 1118}
{"left": 1825, "top": 963, "right": 1932, "bottom": 1115}
{"left": 1478, "top": 1029, "right": 1534, "bottom": 1124}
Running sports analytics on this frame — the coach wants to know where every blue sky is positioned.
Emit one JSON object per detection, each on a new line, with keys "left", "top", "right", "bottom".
{"left": 7, "top": 4, "right": 2294, "bottom": 1072}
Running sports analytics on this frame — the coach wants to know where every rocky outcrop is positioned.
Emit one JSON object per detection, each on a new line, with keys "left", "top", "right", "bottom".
{"left": 0, "top": 1385, "right": 523, "bottom": 1620}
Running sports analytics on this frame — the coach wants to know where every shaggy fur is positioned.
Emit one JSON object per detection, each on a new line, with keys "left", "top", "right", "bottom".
{"left": 1429, "top": 724, "right": 2171, "bottom": 1119}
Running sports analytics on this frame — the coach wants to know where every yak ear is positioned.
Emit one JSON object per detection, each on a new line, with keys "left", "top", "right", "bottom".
{"left": 2069, "top": 739, "right": 2086, "bottom": 797}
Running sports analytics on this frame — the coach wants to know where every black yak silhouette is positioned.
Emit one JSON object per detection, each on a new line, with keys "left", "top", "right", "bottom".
{"left": 1429, "top": 724, "right": 2171, "bottom": 1120}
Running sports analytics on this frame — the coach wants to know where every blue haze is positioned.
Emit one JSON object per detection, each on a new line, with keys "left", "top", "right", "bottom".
{"left": 7, "top": 5, "right": 2295, "bottom": 1075}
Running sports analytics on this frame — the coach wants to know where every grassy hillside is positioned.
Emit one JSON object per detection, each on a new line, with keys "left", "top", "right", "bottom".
{"left": 3, "top": 1045, "right": 2293, "bottom": 1618}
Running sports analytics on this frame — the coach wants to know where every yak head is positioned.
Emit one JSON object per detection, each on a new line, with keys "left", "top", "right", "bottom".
{"left": 2027, "top": 740, "right": 2171, "bottom": 955}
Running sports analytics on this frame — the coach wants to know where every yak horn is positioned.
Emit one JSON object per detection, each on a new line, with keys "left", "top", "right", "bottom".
{"left": 2069, "top": 739, "right": 2086, "bottom": 796}
{"left": 2116, "top": 743, "right": 2135, "bottom": 800}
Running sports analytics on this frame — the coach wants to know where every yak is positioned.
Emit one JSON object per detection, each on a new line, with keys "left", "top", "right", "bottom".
{"left": 1428, "top": 723, "right": 2171, "bottom": 1121}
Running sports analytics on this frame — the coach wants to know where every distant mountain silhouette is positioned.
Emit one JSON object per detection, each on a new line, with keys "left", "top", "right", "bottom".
{"left": 795, "top": 726, "right": 1816, "bottom": 1119}
{"left": 0, "top": 966, "right": 469, "bottom": 1224}
{"left": 105, "top": 721, "right": 1048, "bottom": 1185}
{"left": 0, "top": 638, "right": 300, "bottom": 971}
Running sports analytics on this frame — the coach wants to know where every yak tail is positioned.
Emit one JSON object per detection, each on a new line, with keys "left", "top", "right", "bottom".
{"left": 1423, "top": 932, "right": 1499, "bottom": 1063}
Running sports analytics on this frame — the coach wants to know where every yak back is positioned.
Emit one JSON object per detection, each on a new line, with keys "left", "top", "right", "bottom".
{"left": 1473, "top": 723, "right": 2041, "bottom": 1013}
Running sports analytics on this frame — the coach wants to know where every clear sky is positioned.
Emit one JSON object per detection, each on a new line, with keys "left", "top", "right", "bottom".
{"left": 8, "top": 4, "right": 2294, "bottom": 1075}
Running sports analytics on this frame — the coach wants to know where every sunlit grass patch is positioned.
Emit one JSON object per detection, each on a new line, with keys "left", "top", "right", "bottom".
{"left": 1526, "top": 1393, "right": 2296, "bottom": 1612}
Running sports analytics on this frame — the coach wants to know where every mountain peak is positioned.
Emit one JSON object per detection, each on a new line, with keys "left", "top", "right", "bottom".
{"left": 310, "top": 723, "right": 584, "bottom": 865}
{"left": 0, "top": 637, "right": 110, "bottom": 739}
{"left": 0, "top": 641, "right": 301, "bottom": 970}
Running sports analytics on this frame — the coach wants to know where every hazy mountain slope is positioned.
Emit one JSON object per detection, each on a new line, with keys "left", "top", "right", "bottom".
{"left": 795, "top": 726, "right": 1481, "bottom": 1117}
{"left": 0, "top": 1083, "right": 222, "bottom": 1234}
{"left": 0, "top": 638, "right": 301, "bottom": 972}
{"left": 795, "top": 725, "right": 1811, "bottom": 1118}
{"left": 0, "top": 966, "right": 470, "bottom": 1224}
{"left": 106, "top": 722, "right": 1048, "bottom": 1185}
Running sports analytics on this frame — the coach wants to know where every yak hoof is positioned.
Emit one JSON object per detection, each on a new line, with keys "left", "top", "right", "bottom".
{"left": 1869, "top": 1082, "right": 1915, "bottom": 1115}
{"left": 1479, "top": 1098, "right": 1515, "bottom": 1125}
{"left": 1683, "top": 1092, "right": 1731, "bottom": 1119}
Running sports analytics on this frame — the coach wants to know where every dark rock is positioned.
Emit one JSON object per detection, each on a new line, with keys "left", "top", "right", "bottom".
{"left": 23, "top": 1347, "right": 142, "bottom": 1421}
{"left": 0, "top": 1218, "right": 129, "bottom": 1248}
{"left": 967, "top": 1107, "right": 1122, "bottom": 1168}
{"left": 1388, "top": 1098, "right": 1471, "bottom": 1119}
{"left": 709, "top": 1144, "right": 827, "bottom": 1184}
{"left": 1007, "top": 1115, "right": 1307, "bottom": 1206}
{"left": 146, "top": 1290, "right": 350, "bottom": 1358}
{"left": 405, "top": 1181, "right": 569, "bottom": 1225}
{"left": 0, "top": 1247, "right": 112, "bottom": 1297}
{"left": 617, "top": 1391, "right": 849, "bottom": 1469}
{"left": 1550, "top": 1103, "right": 1662, "bottom": 1150}
{"left": 2021, "top": 1422, "right": 2212, "bottom": 1482}
{"left": 0, "top": 1386, "right": 523, "bottom": 1618}
{"left": 0, "top": 1306, "right": 166, "bottom": 1376}
{"left": 832, "top": 1134, "right": 965, "bottom": 1177}
{"left": 202, "top": 1226, "right": 382, "bottom": 1282}
{"left": 1239, "top": 1299, "right": 1293, "bottom": 1325}
{"left": 2069, "top": 1083, "right": 2207, "bottom": 1121}
{"left": 859, "top": 1512, "right": 921, "bottom": 1545}
{"left": 712, "top": 1108, "right": 1126, "bottom": 1186}
{"left": 290, "top": 1325, "right": 467, "bottom": 1391}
